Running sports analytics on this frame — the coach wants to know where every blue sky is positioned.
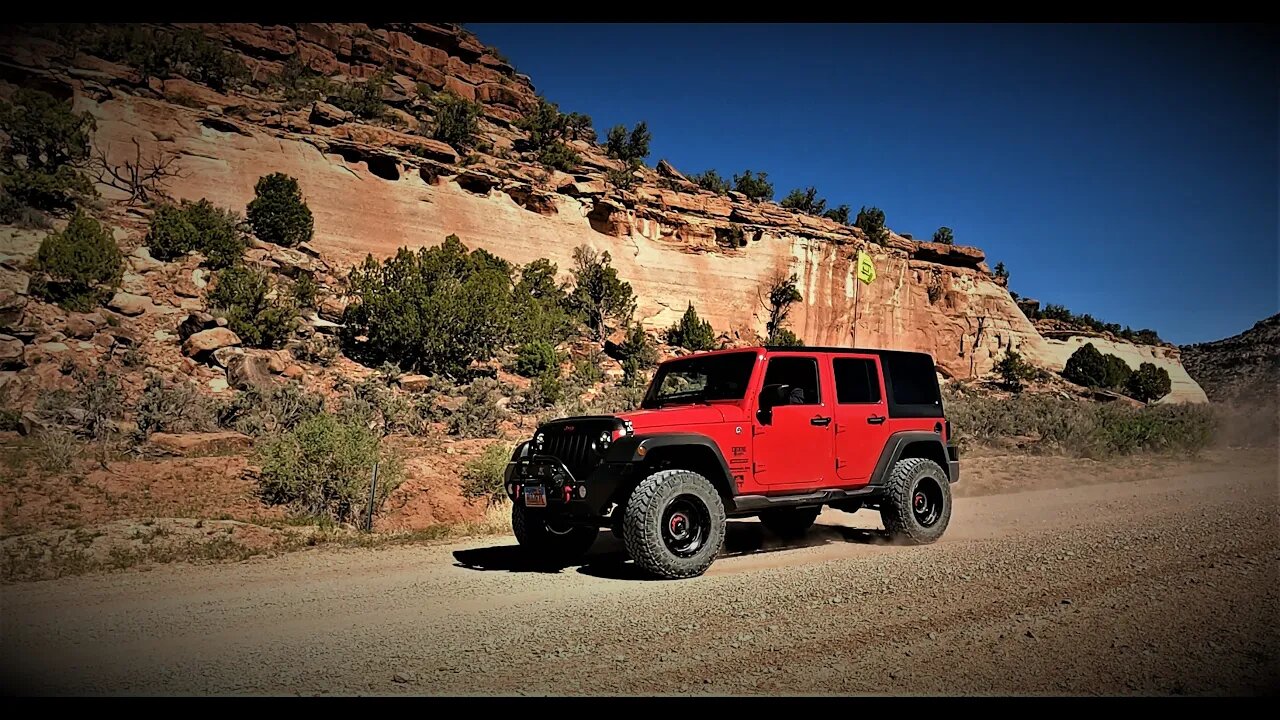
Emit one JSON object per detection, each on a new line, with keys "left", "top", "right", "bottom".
{"left": 469, "top": 23, "right": 1277, "bottom": 345}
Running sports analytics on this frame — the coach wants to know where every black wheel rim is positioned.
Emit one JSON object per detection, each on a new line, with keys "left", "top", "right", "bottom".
{"left": 661, "top": 494, "right": 710, "bottom": 558}
{"left": 911, "top": 476, "right": 944, "bottom": 528}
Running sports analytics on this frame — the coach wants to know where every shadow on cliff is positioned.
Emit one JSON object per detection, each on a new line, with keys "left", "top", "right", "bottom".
{"left": 450, "top": 521, "right": 886, "bottom": 580}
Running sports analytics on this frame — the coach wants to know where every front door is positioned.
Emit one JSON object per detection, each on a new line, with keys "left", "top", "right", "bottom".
{"left": 830, "top": 354, "right": 890, "bottom": 485}
{"left": 751, "top": 354, "right": 834, "bottom": 489}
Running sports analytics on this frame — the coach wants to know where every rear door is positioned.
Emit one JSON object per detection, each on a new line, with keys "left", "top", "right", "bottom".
{"left": 830, "top": 354, "right": 890, "bottom": 485}
{"left": 751, "top": 353, "right": 834, "bottom": 490}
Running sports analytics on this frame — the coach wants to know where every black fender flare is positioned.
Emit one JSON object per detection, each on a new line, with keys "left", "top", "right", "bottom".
{"left": 605, "top": 433, "right": 736, "bottom": 497}
{"left": 867, "top": 431, "right": 954, "bottom": 486}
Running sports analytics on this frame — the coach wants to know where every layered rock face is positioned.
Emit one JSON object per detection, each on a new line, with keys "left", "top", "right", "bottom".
{"left": 0, "top": 23, "right": 1205, "bottom": 396}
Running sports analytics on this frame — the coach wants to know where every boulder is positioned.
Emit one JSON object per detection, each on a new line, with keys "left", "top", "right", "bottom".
{"left": 105, "top": 327, "right": 138, "bottom": 347}
{"left": 177, "top": 312, "right": 218, "bottom": 341}
{"left": 309, "top": 101, "right": 354, "bottom": 127}
{"left": 183, "top": 327, "right": 242, "bottom": 357}
{"left": 910, "top": 241, "right": 986, "bottom": 269}
{"left": 212, "top": 346, "right": 244, "bottom": 368}
{"left": 656, "top": 159, "right": 692, "bottom": 184}
{"left": 0, "top": 289, "right": 27, "bottom": 327}
{"left": 282, "top": 364, "right": 305, "bottom": 379}
{"left": 108, "top": 291, "right": 152, "bottom": 316}
{"left": 128, "top": 247, "right": 165, "bottom": 273}
{"left": 149, "top": 431, "right": 253, "bottom": 455}
{"left": 64, "top": 313, "right": 104, "bottom": 340}
{"left": 225, "top": 351, "right": 276, "bottom": 391}
{"left": 397, "top": 374, "right": 432, "bottom": 392}
{"left": 0, "top": 334, "right": 25, "bottom": 370}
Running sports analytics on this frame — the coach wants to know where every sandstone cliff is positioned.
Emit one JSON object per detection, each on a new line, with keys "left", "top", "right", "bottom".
{"left": 0, "top": 23, "right": 1206, "bottom": 400}
{"left": 1180, "top": 314, "right": 1280, "bottom": 403}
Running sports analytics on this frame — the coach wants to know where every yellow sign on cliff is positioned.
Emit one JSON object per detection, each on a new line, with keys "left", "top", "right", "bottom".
{"left": 856, "top": 251, "right": 876, "bottom": 285}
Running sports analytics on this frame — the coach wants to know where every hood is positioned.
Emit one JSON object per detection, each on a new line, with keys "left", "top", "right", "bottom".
{"left": 616, "top": 404, "right": 745, "bottom": 432}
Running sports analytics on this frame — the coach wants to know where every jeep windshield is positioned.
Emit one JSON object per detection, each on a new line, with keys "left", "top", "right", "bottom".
{"left": 642, "top": 351, "right": 758, "bottom": 409}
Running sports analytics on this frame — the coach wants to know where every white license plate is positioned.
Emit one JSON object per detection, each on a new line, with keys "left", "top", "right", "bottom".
{"left": 524, "top": 485, "right": 546, "bottom": 508}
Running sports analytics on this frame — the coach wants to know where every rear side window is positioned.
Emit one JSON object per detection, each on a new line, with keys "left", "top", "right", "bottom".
{"left": 833, "top": 358, "right": 881, "bottom": 403}
{"left": 762, "top": 356, "right": 821, "bottom": 405}
{"left": 880, "top": 351, "right": 943, "bottom": 418}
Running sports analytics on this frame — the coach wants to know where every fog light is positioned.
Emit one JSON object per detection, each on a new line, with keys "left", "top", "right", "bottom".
{"left": 577, "top": 485, "right": 587, "bottom": 498}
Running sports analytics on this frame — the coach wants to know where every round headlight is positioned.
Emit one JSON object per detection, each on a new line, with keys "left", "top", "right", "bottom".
{"left": 534, "top": 432, "right": 545, "bottom": 451}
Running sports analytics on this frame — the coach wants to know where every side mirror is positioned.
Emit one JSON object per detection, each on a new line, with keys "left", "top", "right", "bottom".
{"left": 757, "top": 383, "right": 792, "bottom": 424}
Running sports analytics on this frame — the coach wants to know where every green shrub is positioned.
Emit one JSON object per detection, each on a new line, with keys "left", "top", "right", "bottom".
{"left": 690, "top": 169, "right": 731, "bottom": 194}
{"left": 510, "top": 258, "right": 578, "bottom": 346}
{"left": 34, "top": 429, "right": 80, "bottom": 471}
{"left": 535, "top": 141, "right": 580, "bottom": 172}
{"left": 516, "top": 97, "right": 569, "bottom": 149}
{"left": 764, "top": 272, "right": 803, "bottom": 346}
{"left": 427, "top": 90, "right": 482, "bottom": 148}
{"left": 246, "top": 173, "right": 314, "bottom": 248}
{"left": 342, "top": 236, "right": 516, "bottom": 376}
{"left": 330, "top": 67, "right": 391, "bottom": 120}
{"left": 449, "top": 377, "right": 507, "bottom": 438}
{"left": 135, "top": 373, "right": 216, "bottom": 436}
{"left": 272, "top": 54, "right": 332, "bottom": 109}
{"left": 618, "top": 323, "right": 658, "bottom": 387}
{"left": 256, "top": 413, "right": 404, "bottom": 525}
{"left": 933, "top": 226, "right": 954, "bottom": 244}
{"left": 606, "top": 165, "right": 638, "bottom": 190}
{"left": 604, "top": 122, "right": 651, "bottom": 164}
{"left": 76, "top": 25, "right": 249, "bottom": 91}
{"left": 823, "top": 204, "right": 850, "bottom": 224}
{"left": 522, "top": 367, "right": 564, "bottom": 409}
{"left": 0, "top": 89, "right": 96, "bottom": 212}
{"left": 944, "top": 391, "right": 1214, "bottom": 458}
{"left": 568, "top": 245, "right": 636, "bottom": 342}
{"left": 995, "top": 349, "right": 1038, "bottom": 392}
{"left": 461, "top": 442, "right": 512, "bottom": 506}
{"left": 514, "top": 340, "right": 559, "bottom": 378}
{"left": 74, "top": 365, "right": 123, "bottom": 442}
{"left": 0, "top": 407, "right": 20, "bottom": 432}
{"left": 1029, "top": 303, "right": 1164, "bottom": 345}
{"left": 570, "top": 352, "right": 605, "bottom": 386}
{"left": 780, "top": 187, "right": 827, "bottom": 215}
{"left": 1102, "top": 354, "right": 1132, "bottom": 390}
{"left": 207, "top": 265, "right": 297, "bottom": 349}
{"left": 564, "top": 112, "right": 596, "bottom": 142}
{"left": 33, "top": 211, "right": 123, "bottom": 312}
{"left": 216, "top": 382, "right": 325, "bottom": 437}
{"left": 855, "top": 206, "right": 889, "bottom": 245}
{"left": 146, "top": 199, "right": 247, "bottom": 268}
{"left": 1126, "top": 362, "right": 1172, "bottom": 403}
{"left": 290, "top": 333, "right": 339, "bottom": 366}
{"left": 290, "top": 273, "right": 318, "bottom": 310}
{"left": 347, "top": 375, "right": 424, "bottom": 436}
{"left": 1063, "top": 343, "right": 1107, "bottom": 388}
{"left": 769, "top": 328, "right": 803, "bottom": 347}
{"left": 665, "top": 303, "right": 717, "bottom": 351}
{"left": 732, "top": 170, "right": 774, "bottom": 202}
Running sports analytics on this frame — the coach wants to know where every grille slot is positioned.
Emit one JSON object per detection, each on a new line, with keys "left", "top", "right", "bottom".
{"left": 538, "top": 421, "right": 611, "bottom": 480}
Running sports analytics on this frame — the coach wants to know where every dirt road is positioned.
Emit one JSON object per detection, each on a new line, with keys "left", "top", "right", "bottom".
{"left": 3, "top": 457, "right": 1277, "bottom": 696}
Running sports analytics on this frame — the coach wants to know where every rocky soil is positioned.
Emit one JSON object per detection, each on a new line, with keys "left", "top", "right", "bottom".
{"left": 2, "top": 449, "right": 1276, "bottom": 696}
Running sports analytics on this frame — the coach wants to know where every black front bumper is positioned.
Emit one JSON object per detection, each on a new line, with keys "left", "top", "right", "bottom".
{"left": 503, "top": 454, "right": 633, "bottom": 524}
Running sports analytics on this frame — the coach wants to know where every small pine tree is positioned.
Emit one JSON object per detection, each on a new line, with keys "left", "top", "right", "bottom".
{"left": 994, "top": 262, "right": 1009, "bottom": 281}
{"left": 732, "top": 170, "right": 774, "bottom": 202}
{"left": 568, "top": 245, "right": 636, "bottom": 342}
{"left": 855, "top": 206, "right": 889, "bottom": 245}
{"left": 690, "top": 169, "right": 731, "bottom": 194}
{"left": 207, "top": 264, "right": 297, "bottom": 349}
{"left": 1126, "top": 362, "right": 1172, "bottom": 403}
{"left": 933, "top": 226, "right": 955, "bottom": 244}
{"left": 427, "top": 91, "right": 482, "bottom": 149}
{"left": 246, "top": 173, "right": 314, "bottom": 247}
{"left": 823, "top": 204, "right": 850, "bottom": 224}
{"left": 996, "top": 349, "right": 1036, "bottom": 392}
{"left": 605, "top": 122, "right": 651, "bottom": 164}
{"left": 780, "top": 187, "right": 827, "bottom": 215}
{"left": 33, "top": 211, "right": 123, "bottom": 311}
{"left": 665, "top": 303, "right": 717, "bottom": 351}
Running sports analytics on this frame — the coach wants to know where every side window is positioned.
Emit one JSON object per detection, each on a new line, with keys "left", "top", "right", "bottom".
{"left": 762, "top": 356, "right": 821, "bottom": 405}
{"left": 833, "top": 358, "right": 882, "bottom": 404}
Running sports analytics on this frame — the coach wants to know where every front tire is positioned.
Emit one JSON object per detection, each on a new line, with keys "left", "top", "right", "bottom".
{"left": 879, "top": 457, "right": 952, "bottom": 545}
{"left": 623, "top": 469, "right": 726, "bottom": 579}
{"left": 760, "top": 506, "right": 821, "bottom": 539}
{"left": 512, "top": 503, "right": 599, "bottom": 562}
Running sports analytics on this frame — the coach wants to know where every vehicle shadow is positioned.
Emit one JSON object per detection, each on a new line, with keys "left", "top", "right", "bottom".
{"left": 451, "top": 520, "right": 887, "bottom": 580}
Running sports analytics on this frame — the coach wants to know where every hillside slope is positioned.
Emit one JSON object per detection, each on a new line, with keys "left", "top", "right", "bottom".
{"left": 1180, "top": 314, "right": 1280, "bottom": 403}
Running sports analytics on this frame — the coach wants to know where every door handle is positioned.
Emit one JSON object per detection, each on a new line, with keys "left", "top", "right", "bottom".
{"left": 810, "top": 416, "right": 832, "bottom": 427}
{"left": 867, "top": 416, "right": 886, "bottom": 425}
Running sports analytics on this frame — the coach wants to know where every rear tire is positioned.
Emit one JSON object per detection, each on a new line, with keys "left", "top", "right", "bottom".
{"left": 759, "top": 505, "right": 821, "bottom": 539}
{"left": 512, "top": 503, "right": 599, "bottom": 562}
{"left": 623, "top": 469, "right": 726, "bottom": 579}
{"left": 879, "top": 457, "right": 951, "bottom": 545}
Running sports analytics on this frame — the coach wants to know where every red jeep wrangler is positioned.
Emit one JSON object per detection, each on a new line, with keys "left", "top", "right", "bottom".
{"left": 504, "top": 346, "right": 959, "bottom": 579}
